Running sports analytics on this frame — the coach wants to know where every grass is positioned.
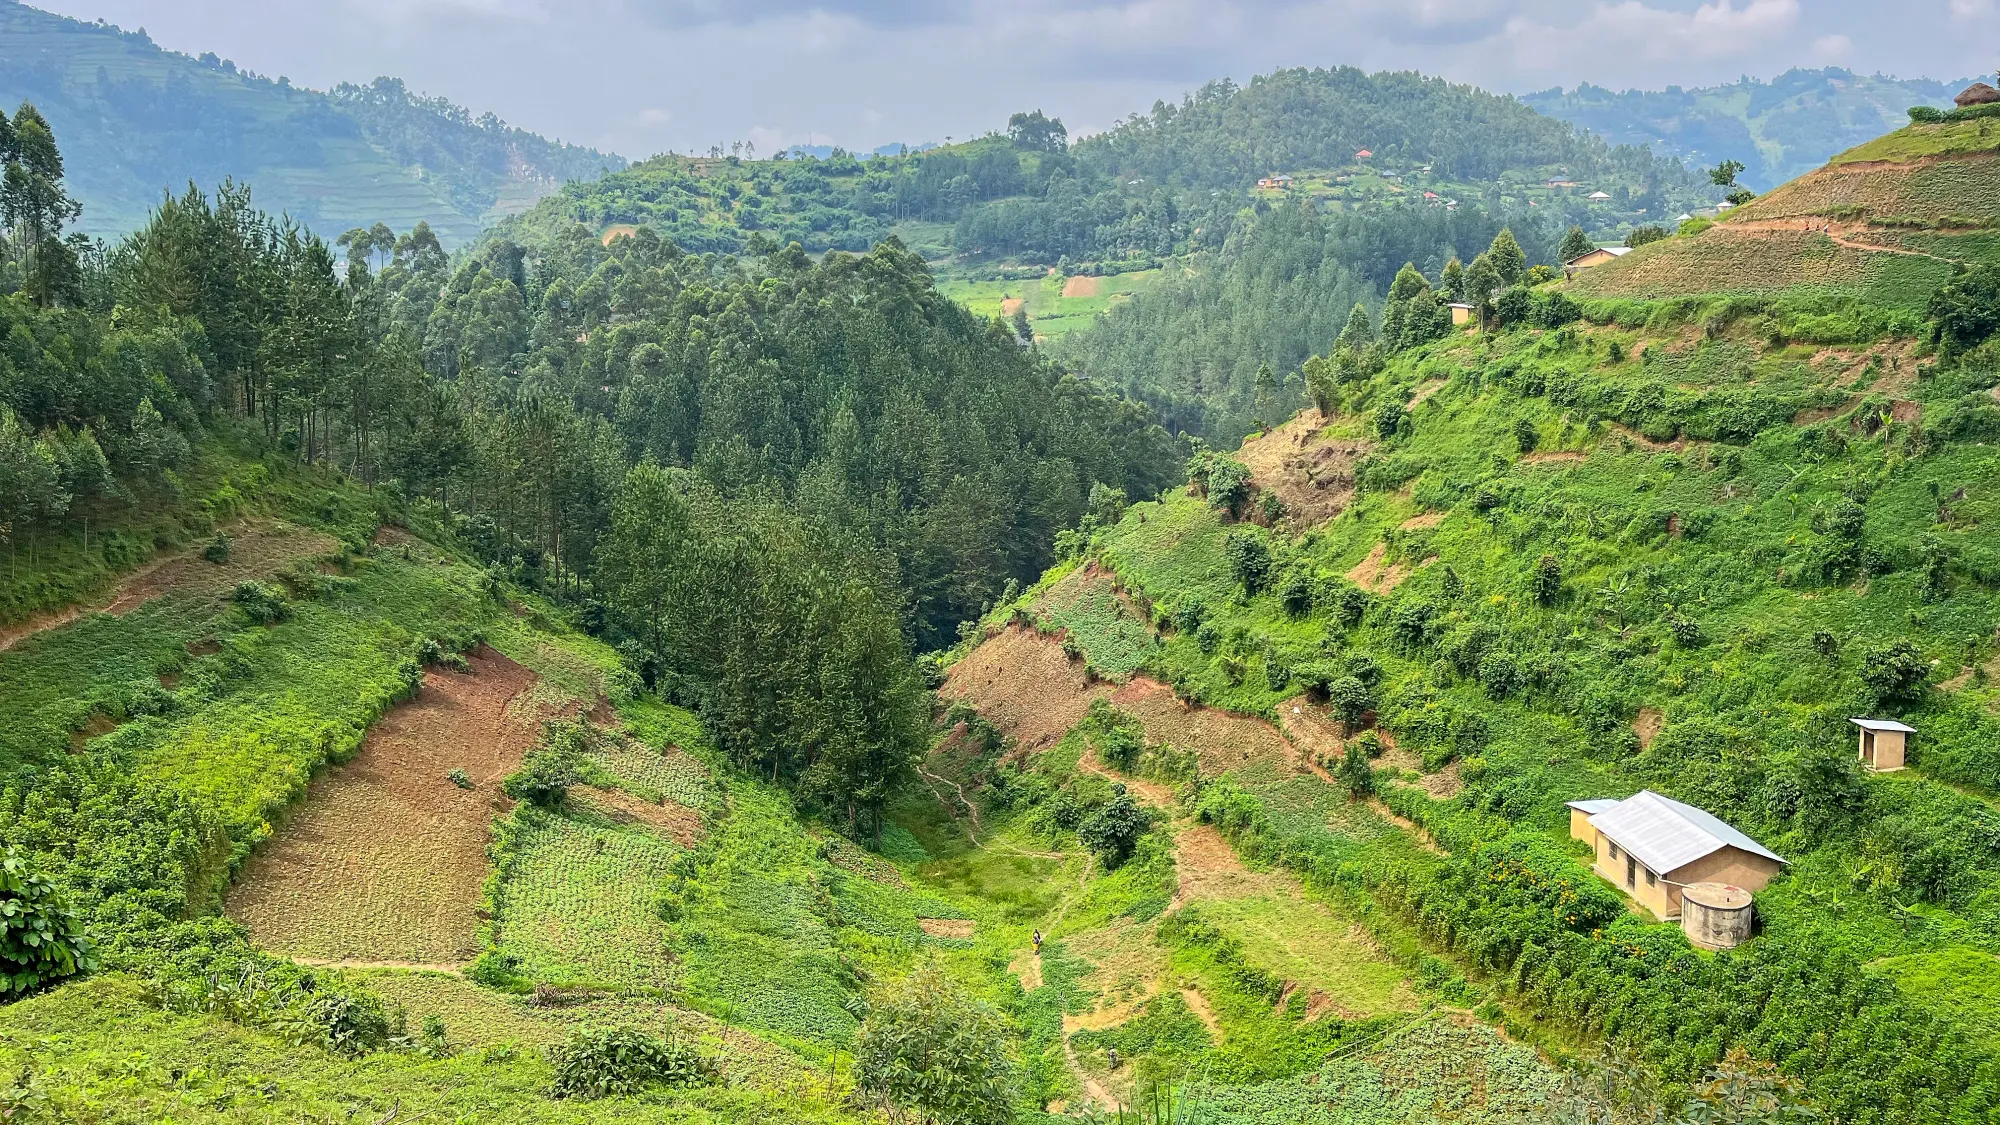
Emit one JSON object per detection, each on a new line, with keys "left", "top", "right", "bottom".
{"left": 0, "top": 975, "right": 866, "bottom": 1123}
{"left": 936, "top": 269, "right": 1166, "bottom": 340}
{"left": 1872, "top": 947, "right": 2000, "bottom": 1047}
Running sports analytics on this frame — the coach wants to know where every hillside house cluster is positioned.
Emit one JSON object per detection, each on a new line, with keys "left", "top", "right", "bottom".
{"left": 1256, "top": 174, "right": 1294, "bottom": 189}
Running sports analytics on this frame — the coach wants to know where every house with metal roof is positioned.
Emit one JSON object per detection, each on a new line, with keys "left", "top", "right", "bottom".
{"left": 1566, "top": 790, "right": 1785, "bottom": 924}
{"left": 1852, "top": 717, "right": 1915, "bottom": 773}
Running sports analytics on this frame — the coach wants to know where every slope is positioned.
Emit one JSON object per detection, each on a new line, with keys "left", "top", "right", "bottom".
{"left": 1570, "top": 116, "right": 2000, "bottom": 309}
{"left": 958, "top": 248, "right": 2000, "bottom": 1121}
{"left": 1526, "top": 68, "right": 1970, "bottom": 191}
{"left": 0, "top": 0, "right": 621, "bottom": 242}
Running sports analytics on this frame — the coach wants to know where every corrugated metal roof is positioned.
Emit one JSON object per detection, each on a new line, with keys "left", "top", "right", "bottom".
{"left": 1587, "top": 790, "right": 1784, "bottom": 875}
{"left": 1565, "top": 799, "right": 1620, "bottom": 815}
{"left": 1851, "top": 718, "right": 1917, "bottom": 733}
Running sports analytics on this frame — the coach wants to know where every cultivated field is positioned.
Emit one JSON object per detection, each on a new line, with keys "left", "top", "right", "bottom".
{"left": 226, "top": 649, "right": 551, "bottom": 964}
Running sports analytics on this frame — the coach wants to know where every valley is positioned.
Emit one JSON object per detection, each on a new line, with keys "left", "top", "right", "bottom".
{"left": 1, "top": 8, "right": 1999, "bottom": 1123}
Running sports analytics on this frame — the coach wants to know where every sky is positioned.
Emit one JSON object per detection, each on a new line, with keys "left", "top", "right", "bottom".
{"left": 32, "top": 0, "right": 2000, "bottom": 160}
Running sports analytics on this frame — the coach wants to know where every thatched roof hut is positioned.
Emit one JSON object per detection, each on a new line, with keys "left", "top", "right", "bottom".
{"left": 1956, "top": 83, "right": 2000, "bottom": 107}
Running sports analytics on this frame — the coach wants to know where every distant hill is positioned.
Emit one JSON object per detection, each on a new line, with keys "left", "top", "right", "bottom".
{"left": 1525, "top": 69, "right": 1969, "bottom": 191}
{"left": 1571, "top": 116, "right": 2000, "bottom": 309}
{"left": 0, "top": 0, "right": 623, "bottom": 243}
{"left": 504, "top": 65, "right": 1713, "bottom": 274}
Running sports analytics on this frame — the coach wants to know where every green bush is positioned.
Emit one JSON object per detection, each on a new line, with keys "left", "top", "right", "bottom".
{"left": 1080, "top": 784, "right": 1148, "bottom": 869}
{"left": 503, "top": 722, "right": 591, "bottom": 808}
{"left": 202, "top": 534, "right": 232, "bottom": 564}
{"left": 547, "top": 1025, "right": 722, "bottom": 1099}
{"left": 230, "top": 580, "right": 290, "bottom": 624}
{"left": 1224, "top": 531, "right": 1272, "bottom": 593}
{"left": 0, "top": 848, "right": 95, "bottom": 996}
{"left": 857, "top": 967, "right": 1016, "bottom": 1125}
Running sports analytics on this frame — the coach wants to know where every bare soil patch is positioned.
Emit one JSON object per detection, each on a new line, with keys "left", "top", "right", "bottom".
{"left": 227, "top": 648, "right": 557, "bottom": 963}
{"left": 941, "top": 624, "right": 1110, "bottom": 753}
{"left": 574, "top": 786, "right": 704, "bottom": 847}
{"left": 1181, "top": 985, "right": 1223, "bottom": 1038}
{"left": 1399, "top": 511, "right": 1445, "bottom": 531}
{"left": 1236, "top": 409, "right": 1367, "bottom": 526}
{"left": 1061, "top": 275, "right": 1103, "bottom": 298}
{"left": 1347, "top": 542, "right": 1414, "bottom": 594}
{"left": 919, "top": 917, "right": 976, "bottom": 939}
{"left": 108, "top": 518, "right": 337, "bottom": 614}
{"left": 999, "top": 297, "right": 1025, "bottom": 317}
{"left": 1633, "top": 707, "right": 1665, "bottom": 751}
{"left": 1109, "top": 677, "right": 1293, "bottom": 778}
{"left": 1522, "top": 450, "right": 1586, "bottom": 465}
{"left": 0, "top": 518, "right": 335, "bottom": 654}
{"left": 1406, "top": 378, "right": 1448, "bottom": 407}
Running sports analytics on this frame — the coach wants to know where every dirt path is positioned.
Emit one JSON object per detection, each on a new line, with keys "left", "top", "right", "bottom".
{"left": 0, "top": 518, "right": 337, "bottom": 654}
{"left": 293, "top": 957, "right": 466, "bottom": 975}
{"left": 1726, "top": 217, "right": 1960, "bottom": 261}
{"left": 919, "top": 763, "right": 983, "bottom": 843}
{"left": 227, "top": 648, "right": 562, "bottom": 963}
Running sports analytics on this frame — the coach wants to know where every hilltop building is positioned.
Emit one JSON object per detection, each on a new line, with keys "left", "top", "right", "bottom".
{"left": 1567, "top": 790, "right": 1784, "bottom": 947}
{"left": 1852, "top": 717, "right": 1915, "bottom": 772}
{"left": 1957, "top": 83, "right": 2000, "bottom": 107}
{"left": 1563, "top": 246, "right": 1630, "bottom": 277}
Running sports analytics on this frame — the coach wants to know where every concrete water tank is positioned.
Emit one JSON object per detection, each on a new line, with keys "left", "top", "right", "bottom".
{"left": 1681, "top": 882, "right": 1755, "bottom": 950}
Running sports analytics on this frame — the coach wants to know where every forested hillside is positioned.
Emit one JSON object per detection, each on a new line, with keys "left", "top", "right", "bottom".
{"left": 1526, "top": 68, "right": 1968, "bottom": 191}
{"left": 0, "top": 0, "right": 620, "bottom": 241}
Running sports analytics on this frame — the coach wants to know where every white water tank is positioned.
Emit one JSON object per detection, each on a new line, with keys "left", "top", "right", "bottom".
{"left": 1681, "top": 882, "right": 1755, "bottom": 950}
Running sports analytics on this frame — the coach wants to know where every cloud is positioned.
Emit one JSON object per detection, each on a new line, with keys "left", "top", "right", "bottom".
{"left": 29, "top": 0, "right": 1991, "bottom": 162}
{"left": 623, "top": 0, "right": 963, "bottom": 28}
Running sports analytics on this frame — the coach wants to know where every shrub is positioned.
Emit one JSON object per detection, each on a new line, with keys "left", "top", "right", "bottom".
{"left": 1278, "top": 572, "right": 1313, "bottom": 617}
{"left": 1326, "top": 676, "right": 1373, "bottom": 726}
{"left": 1513, "top": 418, "right": 1540, "bottom": 454}
{"left": 1080, "top": 785, "right": 1148, "bottom": 869}
{"left": 504, "top": 722, "right": 591, "bottom": 808}
{"left": 1374, "top": 400, "right": 1405, "bottom": 440}
{"left": 202, "top": 534, "right": 232, "bottom": 564}
{"left": 1531, "top": 555, "right": 1563, "bottom": 606}
{"left": 0, "top": 848, "right": 95, "bottom": 996}
{"left": 547, "top": 1025, "right": 722, "bottom": 1099}
{"left": 1224, "top": 531, "right": 1272, "bottom": 593}
{"left": 230, "top": 580, "right": 290, "bottom": 625}
{"left": 1860, "top": 639, "right": 1931, "bottom": 706}
{"left": 1909, "top": 105, "right": 1946, "bottom": 124}
{"left": 1206, "top": 456, "right": 1252, "bottom": 518}
{"left": 1337, "top": 744, "right": 1375, "bottom": 798}
{"left": 1625, "top": 225, "right": 1668, "bottom": 248}
{"left": 857, "top": 967, "right": 1016, "bottom": 1125}
{"left": 447, "top": 768, "right": 474, "bottom": 790}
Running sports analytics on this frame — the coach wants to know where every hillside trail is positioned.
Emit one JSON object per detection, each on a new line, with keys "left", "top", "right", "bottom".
{"left": 0, "top": 517, "right": 337, "bottom": 655}
{"left": 1726, "top": 217, "right": 1959, "bottom": 261}
{"left": 918, "top": 763, "right": 983, "bottom": 843}
{"left": 292, "top": 958, "right": 467, "bottom": 975}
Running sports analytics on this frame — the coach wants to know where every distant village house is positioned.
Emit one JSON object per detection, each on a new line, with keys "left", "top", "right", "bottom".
{"left": 1587, "top": 190, "right": 1612, "bottom": 202}
{"left": 1353, "top": 149, "right": 1373, "bottom": 159}
{"left": 1568, "top": 790, "right": 1785, "bottom": 948}
{"left": 1546, "top": 177, "right": 1580, "bottom": 189}
{"left": 1852, "top": 718, "right": 1915, "bottom": 772}
{"left": 1563, "top": 246, "right": 1630, "bottom": 277}
{"left": 1257, "top": 174, "right": 1294, "bottom": 189}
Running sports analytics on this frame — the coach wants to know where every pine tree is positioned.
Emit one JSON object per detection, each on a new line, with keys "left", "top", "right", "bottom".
{"left": 1558, "top": 225, "right": 1594, "bottom": 264}
{"left": 1487, "top": 228, "right": 1527, "bottom": 287}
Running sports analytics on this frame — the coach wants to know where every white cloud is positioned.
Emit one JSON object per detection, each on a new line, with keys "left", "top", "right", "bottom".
{"left": 1809, "top": 34, "right": 1854, "bottom": 62}
{"left": 1494, "top": 0, "right": 1802, "bottom": 72}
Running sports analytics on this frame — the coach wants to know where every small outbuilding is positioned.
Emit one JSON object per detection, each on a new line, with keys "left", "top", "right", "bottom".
{"left": 1852, "top": 717, "right": 1915, "bottom": 772}
{"left": 1957, "top": 83, "right": 2000, "bottom": 107}
{"left": 1587, "top": 190, "right": 1612, "bottom": 201}
{"left": 1447, "top": 302, "right": 1476, "bottom": 326}
{"left": 1566, "top": 790, "right": 1785, "bottom": 926}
